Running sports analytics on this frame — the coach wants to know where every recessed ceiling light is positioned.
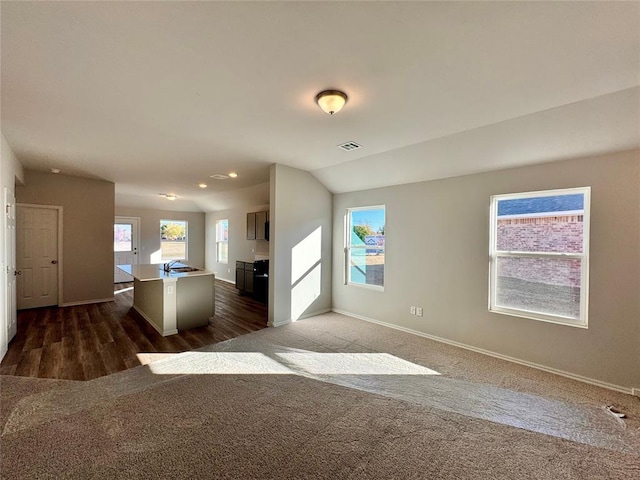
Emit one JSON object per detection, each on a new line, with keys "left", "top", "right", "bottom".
{"left": 159, "top": 193, "right": 178, "bottom": 200}
{"left": 198, "top": 183, "right": 208, "bottom": 188}
{"left": 228, "top": 172, "right": 238, "bottom": 178}
{"left": 50, "top": 168, "right": 61, "bottom": 174}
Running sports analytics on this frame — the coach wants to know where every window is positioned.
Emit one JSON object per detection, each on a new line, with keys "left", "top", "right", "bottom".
{"left": 489, "top": 187, "right": 590, "bottom": 327}
{"left": 216, "top": 219, "right": 229, "bottom": 264}
{"left": 160, "top": 220, "right": 188, "bottom": 261}
{"left": 346, "top": 206, "right": 385, "bottom": 289}
{"left": 114, "top": 223, "right": 132, "bottom": 252}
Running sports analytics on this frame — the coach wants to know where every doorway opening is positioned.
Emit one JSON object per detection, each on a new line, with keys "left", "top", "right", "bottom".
{"left": 114, "top": 216, "right": 140, "bottom": 283}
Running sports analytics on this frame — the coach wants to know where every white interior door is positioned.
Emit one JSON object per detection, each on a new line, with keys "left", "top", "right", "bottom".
{"left": 5, "top": 189, "right": 17, "bottom": 340}
{"left": 114, "top": 216, "right": 139, "bottom": 283}
{"left": 16, "top": 205, "right": 59, "bottom": 309}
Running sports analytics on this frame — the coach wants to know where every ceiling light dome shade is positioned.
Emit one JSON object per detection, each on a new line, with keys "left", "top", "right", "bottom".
{"left": 315, "top": 90, "right": 348, "bottom": 115}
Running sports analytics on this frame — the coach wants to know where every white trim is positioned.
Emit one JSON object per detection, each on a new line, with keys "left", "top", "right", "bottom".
{"left": 297, "top": 307, "right": 331, "bottom": 321}
{"left": 215, "top": 276, "right": 235, "bottom": 285}
{"left": 114, "top": 216, "right": 141, "bottom": 252}
{"left": 489, "top": 306, "right": 588, "bottom": 329}
{"left": 498, "top": 210, "right": 584, "bottom": 220}
{"left": 114, "top": 216, "right": 140, "bottom": 283}
{"left": 346, "top": 281, "right": 384, "bottom": 292}
{"left": 160, "top": 218, "right": 189, "bottom": 261}
{"left": 269, "top": 318, "right": 290, "bottom": 328}
{"left": 345, "top": 205, "right": 386, "bottom": 290}
{"left": 62, "top": 297, "right": 114, "bottom": 307}
{"left": 17, "top": 203, "right": 64, "bottom": 306}
{"left": 492, "top": 186, "right": 589, "bottom": 202}
{"left": 268, "top": 308, "right": 332, "bottom": 328}
{"left": 488, "top": 187, "right": 590, "bottom": 327}
{"left": 215, "top": 218, "right": 229, "bottom": 264}
{"left": 332, "top": 308, "right": 633, "bottom": 396}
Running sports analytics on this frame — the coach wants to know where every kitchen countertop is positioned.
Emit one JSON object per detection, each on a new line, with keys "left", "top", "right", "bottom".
{"left": 117, "top": 264, "right": 214, "bottom": 282}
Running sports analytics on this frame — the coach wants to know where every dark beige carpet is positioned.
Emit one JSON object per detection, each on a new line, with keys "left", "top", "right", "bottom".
{"left": 2, "top": 313, "right": 639, "bottom": 479}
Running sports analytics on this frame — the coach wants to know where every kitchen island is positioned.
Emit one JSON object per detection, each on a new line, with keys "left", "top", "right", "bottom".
{"left": 118, "top": 264, "right": 215, "bottom": 336}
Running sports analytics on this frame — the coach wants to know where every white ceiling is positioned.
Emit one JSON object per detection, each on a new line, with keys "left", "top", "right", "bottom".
{"left": 2, "top": 1, "right": 639, "bottom": 212}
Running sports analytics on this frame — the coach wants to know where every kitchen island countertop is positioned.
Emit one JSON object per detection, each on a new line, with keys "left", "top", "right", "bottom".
{"left": 118, "top": 263, "right": 213, "bottom": 282}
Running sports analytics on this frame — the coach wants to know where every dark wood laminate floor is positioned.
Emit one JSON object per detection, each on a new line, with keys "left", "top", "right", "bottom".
{"left": 0, "top": 279, "right": 267, "bottom": 381}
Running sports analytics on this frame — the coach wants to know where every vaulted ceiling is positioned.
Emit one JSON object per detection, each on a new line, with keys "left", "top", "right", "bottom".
{"left": 2, "top": 1, "right": 638, "bottom": 212}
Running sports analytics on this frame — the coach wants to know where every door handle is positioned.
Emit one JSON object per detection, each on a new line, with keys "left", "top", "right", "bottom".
{"left": 51, "top": 260, "right": 58, "bottom": 264}
{"left": 14, "top": 270, "right": 21, "bottom": 276}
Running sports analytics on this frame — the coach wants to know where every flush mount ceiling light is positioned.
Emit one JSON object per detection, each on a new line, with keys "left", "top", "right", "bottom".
{"left": 50, "top": 168, "right": 61, "bottom": 174}
{"left": 198, "top": 183, "right": 208, "bottom": 188}
{"left": 160, "top": 193, "right": 177, "bottom": 201}
{"left": 315, "top": 89, "right": 348, "bottom": 115}
{"left": 210, "top": 172, "right": 238, "bottom": 180}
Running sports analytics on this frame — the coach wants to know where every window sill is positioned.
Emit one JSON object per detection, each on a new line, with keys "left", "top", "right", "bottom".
{"left": 489, "top": 307, "right": 588, "bottom": 329}
{"left": 346, "top": 282, "right": 384, "bottom": 292}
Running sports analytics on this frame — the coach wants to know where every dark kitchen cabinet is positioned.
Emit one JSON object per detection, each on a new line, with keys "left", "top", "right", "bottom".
{"left": 246, "top": 213, "right": 256, "bottom": 240}
{"left": 255, "top": 211, "right": 268, "bottom": 240}
{"left": 246, "top": 210, "right": 269, "bottom": 240}
{"left": 236, "top": 261, "right": 254, "bottom": 294}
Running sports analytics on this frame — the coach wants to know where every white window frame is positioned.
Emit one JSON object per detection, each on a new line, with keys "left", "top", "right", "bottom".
{"left": 345, "top": 205, "right": 385, "bottom": 291}
{"left": 160, "top": 219, "right": 188, "bottom": 261}
{"left": 489, "top": 187, "right": 590, "bottom": 328}
{"left": 216, "top": 219, "right": 229, "bottom": 264}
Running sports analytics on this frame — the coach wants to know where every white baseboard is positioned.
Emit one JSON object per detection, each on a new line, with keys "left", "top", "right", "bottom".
{"left": 215, "top": 277, "right": 235, "bottom": 285}
{"left": 269, "top": 308, "right": 330, "bottom": 327}
{"left": 332, "top": 308, "right": 634, "bottom": 396}
{"left": 132, "top": 305, "right": 178, "bottom": 337}
{"left": 269, "top": 308, "right": 332, "bottom": 328}
{"left": 0, "top": 344, "right": 7, "bottom": 362}
{"left": 297, "top": 308, "right": 331, "bottom": 321}
{"left": 62, "top": 297, "right": 115, "bottom": 307}
{"left": 269, "top": 318, "right": 290, "bottom": 328}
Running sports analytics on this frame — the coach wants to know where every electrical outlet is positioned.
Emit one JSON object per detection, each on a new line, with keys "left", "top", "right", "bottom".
{"left": 416, "top": 307, "right": 423, "bottom": 317}
{"left": 410, "top": 306, "right": 416, "bottom": 315}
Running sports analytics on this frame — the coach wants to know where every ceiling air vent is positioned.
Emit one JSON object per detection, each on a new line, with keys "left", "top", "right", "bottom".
{"left": 210, "top": 174, "right": 230, "bottom": 180}
{"left": 337, "top": 141, "right": 362, "bottom": 152}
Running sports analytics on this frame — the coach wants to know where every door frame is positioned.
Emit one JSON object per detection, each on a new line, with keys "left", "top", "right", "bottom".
{"left": 5, "top": 188, "right": 17, "bottom": 341}
{"left": 114, "top": 216, "right": 141, "bottom": 282}
{"left": 17, "top": 203, "right": 64, "bottom": 307}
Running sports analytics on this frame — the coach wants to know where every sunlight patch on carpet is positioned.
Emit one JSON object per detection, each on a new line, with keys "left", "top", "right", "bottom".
{"left": 146, "top": 351, "right": 440, "bottom": 376}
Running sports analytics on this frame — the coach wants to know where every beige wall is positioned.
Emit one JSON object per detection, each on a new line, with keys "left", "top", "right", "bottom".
{"left": 332, "top": 150, "right": 640, "bottom": 391}
{"left": 16, "top": 170, "right": 115, "bottom": 305}
{"left": 115, "top": 207, "right": 205, "bottom": 268}
{"left": 205, "top": 204, "right": 269, "bottom": 283}
{"left": 269, "top": 164, "right": 332, "bottom": 327}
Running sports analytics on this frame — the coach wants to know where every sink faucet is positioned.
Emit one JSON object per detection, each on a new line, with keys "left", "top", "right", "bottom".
{"left": 163, "top": 260, "right": 180, "bottom": 272}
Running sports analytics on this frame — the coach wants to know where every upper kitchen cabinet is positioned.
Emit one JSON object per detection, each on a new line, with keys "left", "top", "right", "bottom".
{"left": 247, "top": 210, "right": 269, "bottom": 240}
{"left": 247, "top": 212, "right": 256, "bottom": 240}
{"left": 255, "top": 211, "right": 268, "bottom": 240}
